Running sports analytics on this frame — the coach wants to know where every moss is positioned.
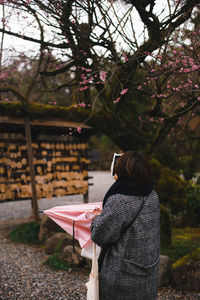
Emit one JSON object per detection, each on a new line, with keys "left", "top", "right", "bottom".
{"left": 162, "top": 227, "right": 200, "bottom": 263}
{"left": 172, "top": 247, "right": 200, "bottom": 268}
{"left": 0, "top": 101, "right": 90, "bottom": 122}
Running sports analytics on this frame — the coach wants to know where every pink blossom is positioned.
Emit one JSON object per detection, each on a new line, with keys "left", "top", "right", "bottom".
{"left": 79, "top": 86, "right": 89, "bottom": 91}
{"left": 188, "top": 58, "right": 194, "bottom": 65}
{"left": 120, "top": 88, "right": 128, "bottom": 95}
{"left": 113, "top": 97, "right": 121, "bottom": 103}
{"left": 80, "top": 50, "right": 87, "bottom": 56}
{"left": 100, "top": 71, "right": 107, "bottom": 81}
{"left": 137, "top": 86, "right": 143, "bottom": 90}
{"left": 77, "top": 127, "right": 82, "bottom": 133}
{"left": 192, "top": 65, "right": 198, "bottom": 71}
{"left": 79, "top": 102, "right": 86, "bottom": 108}
{"left": 0, "top": 72, "right": 8, "bottom": 80}
{"left": 122, "top": 52, "right": 129, "bottom": 62}
{"left": 198, "top": 97, "right": 200, "bottom": 101}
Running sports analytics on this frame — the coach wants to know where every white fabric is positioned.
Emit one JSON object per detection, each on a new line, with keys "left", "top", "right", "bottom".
{"left": 86, "top": 243, "right": 99, "bottom": 300}
{"left": 81, "top": 243, "right": 101, "bottom": 260}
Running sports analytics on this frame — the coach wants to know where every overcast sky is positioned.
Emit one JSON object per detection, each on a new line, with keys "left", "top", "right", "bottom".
{"left": 0, "top": 1, "right": 172, "bottom": 64}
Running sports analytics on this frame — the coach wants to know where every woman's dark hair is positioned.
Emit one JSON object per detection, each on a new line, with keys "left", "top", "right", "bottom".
{"left": 115, "top": 151, "right": 152, "bottom": 189}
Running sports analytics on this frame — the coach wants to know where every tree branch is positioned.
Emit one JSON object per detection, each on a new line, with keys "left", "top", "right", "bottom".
{"left": 0, "top": 28, "right": 70, "bottom": 49}
{"left": 0, "top": 86, "right": 28, "bottom": 104}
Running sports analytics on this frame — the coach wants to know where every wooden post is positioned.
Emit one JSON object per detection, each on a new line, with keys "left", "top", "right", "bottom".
{"left": 83, "top": 191, "right": 88, "bottom": 203}
{"left": 24, "top": 116, "right": 39, "bottom": 222}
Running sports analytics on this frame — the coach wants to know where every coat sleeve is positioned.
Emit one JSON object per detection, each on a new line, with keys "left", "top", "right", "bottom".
{"left": 91, "top": 194, "right": 137, "bottom": 247}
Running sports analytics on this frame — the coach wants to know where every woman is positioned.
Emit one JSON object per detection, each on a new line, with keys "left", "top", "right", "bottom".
{"left": 91, "top": 151, "right": 160, "bottom": 300}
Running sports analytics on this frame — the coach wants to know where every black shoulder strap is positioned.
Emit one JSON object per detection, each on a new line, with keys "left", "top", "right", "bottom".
{"left": 98, "top": 196, "right": 148, "bottom": 271}
{"left": 121, "top": 196, "right": 147, "bottom": 234}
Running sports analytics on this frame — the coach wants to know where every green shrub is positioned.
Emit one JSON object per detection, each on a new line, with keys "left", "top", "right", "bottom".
{"left": 43, "top": 253, "right": 71, "bottom": 271}
{"left": 196, "top": 176, "right": 200, "bottom": 185}
{"left": 184, "top": 184, "right": 200, "bottom": 226}
{"left": 161, "top": 227, "right": 200, "bottom": 263}
{"left": 178, "top": 155, "right": 196, "bottom": 181}
{"left": 186, "top": 184, "right": 200, "bottom": 211}
{"left": 151, "top": 158, "right": 162, "bottom": 181}
{"left": 160, "top": 205, "right": 172, "bottom": 247}
{"left": 151, "top": 158, "right": 188, "bottom": 215}
{"left": 8, "top": 222, "right": 41, "bottom": 244}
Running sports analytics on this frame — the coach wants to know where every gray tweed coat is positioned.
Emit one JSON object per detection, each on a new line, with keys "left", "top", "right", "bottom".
{"left": 91, "top": 191, "right": 160, "bottom": 300}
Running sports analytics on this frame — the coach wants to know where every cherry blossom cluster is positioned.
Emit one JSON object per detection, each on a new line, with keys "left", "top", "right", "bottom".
{"left": 78, "top": 67, "right": 108, "bottom": 92}
{"left": 137, "top": 39, "right": 200, "bottom": 109}
{"left": 48, "top": 101, "right": 57, "bottom": 105}
{"left": 68, "top": 127, "right": 82, "bottom": 135}
{"left": 73, "top": 102, "right": 91, "bottom": 108}
{"left": 0, "top": 72, "right": 8, "bottom": 80}
{"left": 77, "top": 65, "right": 129, "bottom": 104}
{"left": 113, "top": 88, "right": 129, "bottom": 103}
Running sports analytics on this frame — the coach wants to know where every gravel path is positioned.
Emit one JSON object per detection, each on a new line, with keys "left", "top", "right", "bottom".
{"left": 0, "top": 219, "right": 88, "bottom": 300}
{"left": 1, "top": 171, "right": 200, "bottom": 299}
{"left": 1, "top": 219, "right": 200, "bottom": 300}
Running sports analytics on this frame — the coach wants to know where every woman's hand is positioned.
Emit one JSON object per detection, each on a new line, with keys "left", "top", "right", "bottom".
{"left": 85, "top": 207, "right": 102, "bottom": 220}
